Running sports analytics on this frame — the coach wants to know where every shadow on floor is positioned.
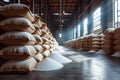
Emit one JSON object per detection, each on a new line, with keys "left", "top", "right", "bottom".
{"left": 0, "top": 48, "right": 120, "bottom": 80}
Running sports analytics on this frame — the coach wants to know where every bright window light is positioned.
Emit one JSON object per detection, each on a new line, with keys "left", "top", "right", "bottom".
{"left": 3, "top": 0, "right": 9, "bottom": 2}
{"left": 74, "top": 27, "right": 76, "bottom": 39}
{"left": 113, "top": 0, "right": 120, "bottom": 27}
{"left": 93, "top": 7, "right": 101, "bottom": 31}
{"left": 53, "top": 13, "right": 72, "bottom": 15}
{"left": 63, "top": 13, "right": 72, "bottom": 15}
{"left": 77, "top": 24, "right": 80, "bottom": 37}
{"left": 59, "top": 33, "right": 62, "bottom": 38}
{"left": 83, "top": 18, "right": 88, "bottom": 36}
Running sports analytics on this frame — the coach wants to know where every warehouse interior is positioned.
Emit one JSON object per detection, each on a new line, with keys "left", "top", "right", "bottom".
{"left": 0, "top": 0, "right": 120, "bottom": 80}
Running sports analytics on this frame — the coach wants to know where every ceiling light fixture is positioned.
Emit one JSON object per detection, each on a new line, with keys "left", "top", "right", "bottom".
{"left": 59, "top": 33, "right": 62, "bottom": 38}
{"left": 3, "top": 0, "right": 9, "bottom": 2}
{"left": 53, "top": 13, "right": 72, "bottom": 15}
{"left": 58, "top": 0, "right": 62, "bottom": 35}
{"left": 60, "top": 0, "right": 62, "bottom": 24}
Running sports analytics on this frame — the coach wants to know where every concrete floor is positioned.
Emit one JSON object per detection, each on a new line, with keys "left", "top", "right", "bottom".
{"left": 0, "top": 49, "right": 120, "bottom": 80}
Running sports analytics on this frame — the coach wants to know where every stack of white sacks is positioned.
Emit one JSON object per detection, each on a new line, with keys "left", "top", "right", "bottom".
{"left": 103, "top": 28, "right": 115, "bottom": 55}
{"left": 92, "top": 34, "right": 102, "bottom": 51}
{"left": 87, "top": 34, "right": 101, "bottom": 52}
{"left": 74, "top": 37, "right": 84, "bottom": 50}
{"left": 82, "top": 36, "right": 89, "bottom": 51}
{"left": 113, "top": 27, "right": 120, "bottom": 57}
{"left": 0, "top": 4, "right": 63, "bottom": 73}
{"left": 77, "top": 37, "right": 84, "bottom": 50}
{"left": 99, "top": 34, "right": 105, "bottom": 50}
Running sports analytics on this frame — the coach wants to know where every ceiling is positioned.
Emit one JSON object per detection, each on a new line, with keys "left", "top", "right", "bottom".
{"left": 49, "top": 0, "right": 79, "bottom": 29}
{"left": 2, "top": 0, "right": 81, "bottom": 30}
{"left": 1, "top": 0, "right": 101, "bottom": 35}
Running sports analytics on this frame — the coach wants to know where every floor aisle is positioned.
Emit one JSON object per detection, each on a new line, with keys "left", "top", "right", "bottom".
{"left": 0, "top": 49, "right": 120, "bottom": 80}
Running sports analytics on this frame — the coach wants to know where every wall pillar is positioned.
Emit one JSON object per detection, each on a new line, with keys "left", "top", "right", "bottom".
{"left": 101, "top": 0, "right": 107, "bottom": 31}
{"left": 80, "top": 16, "right": 83, "bottom": 36}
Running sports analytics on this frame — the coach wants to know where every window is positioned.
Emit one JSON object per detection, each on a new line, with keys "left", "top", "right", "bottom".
{"left": 93, "top": 7, "right": 101, "bottom": 31}
{"left": 3, "top": 0, "right": 9, "bottom": 2}
{"left": 83, "top": 18, "right": 88, "bottom": 36}
{"left": 113, "top": 0, "right": 120, "bottom": 28}
{"left": 74, "top": 27, "right": 76, "bottom": 39}
{"left": 59, "top": 33, "right": 62, "bottom": 38}
{"left": 77, "top": 24, "right": 80, "bottom": 37}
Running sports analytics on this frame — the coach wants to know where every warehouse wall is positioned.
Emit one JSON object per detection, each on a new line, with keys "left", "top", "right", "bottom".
{"left": 106, "top": 0, "right": 113, "bottom": 28}
{"left": 63, "top": 0, "right": 113, "bottom": 42}
{"left": 101, "top": 0, "right": 113, "bottom": 31}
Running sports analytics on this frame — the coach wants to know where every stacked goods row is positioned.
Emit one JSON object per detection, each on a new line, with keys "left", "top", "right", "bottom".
{"left": 88, "top": 34, "right": 103, "bottom": 51}
{"left": 0, "top": 4, "right": 38, "bottom": 73}
{"left": 64, "top": 39, "right": 76, "bottom": 48}
{"left": 74, "top": 39, "right": 79, "bottom": 49}
{"left": 64, "top": 34, "right": 104, "bottom": 51}
{"left": 87, "top": 35, "right": 93, "bottom": 50}
{"left": 92, "top": 35, "right": 101, "bottom": 51}
{"left": 103, "top": 28, "right": 115, "bottom": 55}
{"left": 0, "top": 4, "right": 58, "bottom": 73}
{"left": 0, "top": 14, "right": 6, "bottom": 65}
{"left": 64, "top": 27, "right": 120, "bottom": 56}
{"left": 71, "top": 40, "right": 74, "bottom": 48}
{"left": 64, "top": 41, "right": 70, "bottom": 47}
{"left": 99, "top": 34, "right": 104, "bottom": 50}
{"left": 78, "top": 38, "right": 84, "bottom": 49}
{"left": 75, "top": 37, "right": 83, "bottom": 49}
{"left": 114, "top": 27, "right": 120, "bottom": 53}
{"left": 82, "top": 36, "right": 89, "bottom": 51}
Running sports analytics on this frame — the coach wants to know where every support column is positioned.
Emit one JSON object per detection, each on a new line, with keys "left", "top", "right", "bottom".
{"left": 106, "top": 0, "right": 113, "bottom": 28}
{"left": 101, "top": 0, "right": 107, "bottom": 31}
{"left": 76, "top": 5, "right": 81, "bottom": 38}
{"left": 88, "top": 12, "right": 93, "bottom": 34}
{"left": 30, "top": 0, "right": 33, "bottom": 13}
{"left": 39, "top": 0, "right": 42, "bottom": 17}
{"left": 80, "top": 16, "right": 83, "bottom": 36}
{"left": 71, "top": 24, "right": 74, "bottom": 40}
{"left": 87, "top": 3, "right": 93, "bottom": 34}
